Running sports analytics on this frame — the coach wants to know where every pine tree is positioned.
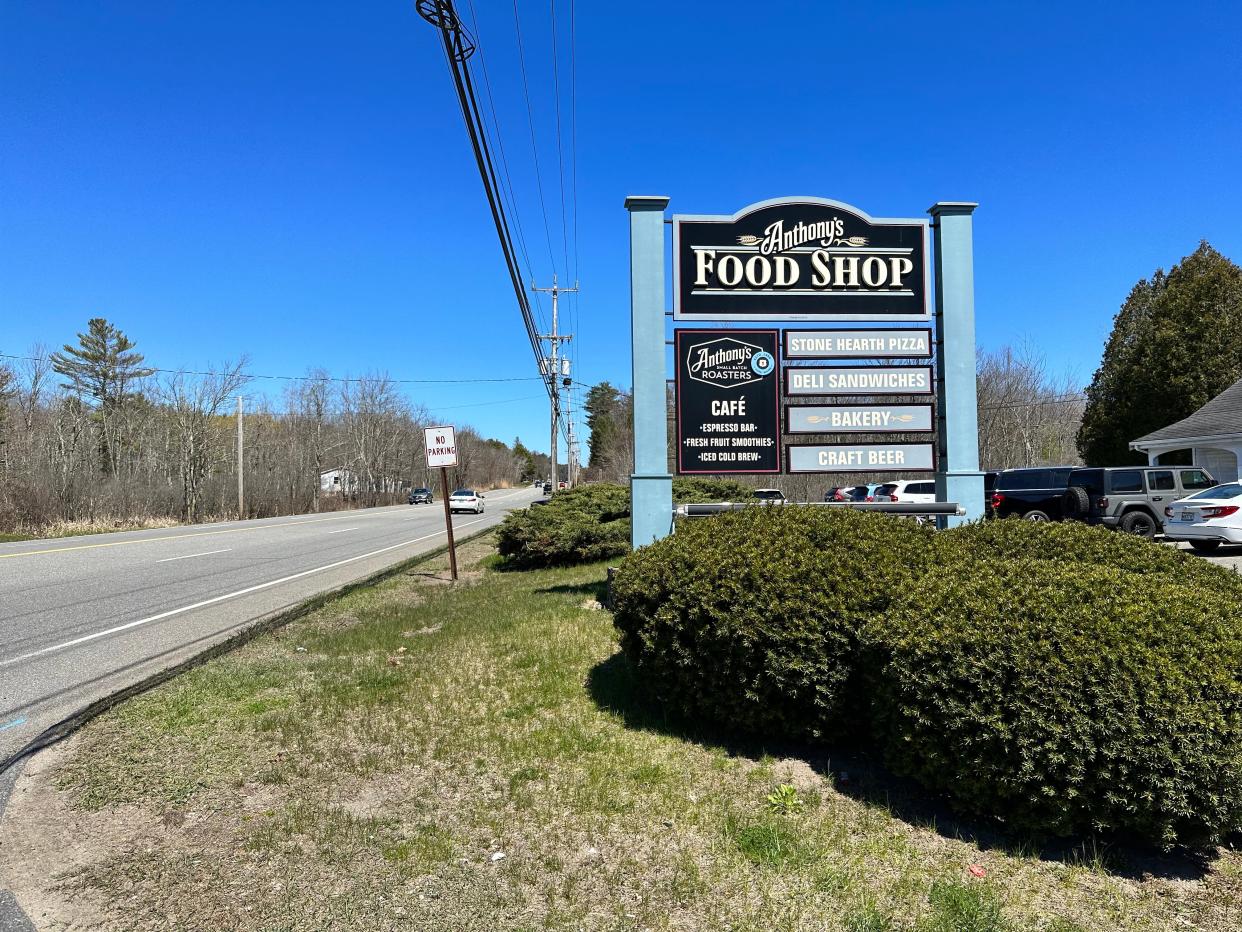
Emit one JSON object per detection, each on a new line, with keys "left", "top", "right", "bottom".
{"left": 50, "top": 318, "right": 156, "bottom": 473}
{"left": 1078, "top": 243, "right": 1242, "bottom": 465}
{"left": 585, "top": 382, "right": 623, "bottom": 469}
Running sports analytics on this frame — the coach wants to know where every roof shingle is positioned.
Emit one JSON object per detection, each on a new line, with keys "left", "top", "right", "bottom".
{"left": 1133, "top": 377, "right": 1242, "bottom": 445}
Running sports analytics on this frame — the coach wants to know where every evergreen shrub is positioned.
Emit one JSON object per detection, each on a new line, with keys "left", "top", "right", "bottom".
{"left": 496, "top": 479, "right": 753, "bottom": 568}
{"left": 610, "top": 511, "right": 1242, "bottom": 844}
{"left": 868, "top": 551, "right": 1242, "bottom": 845}
{"left": 610, "top": 507, "right": 935, "bottom": 739}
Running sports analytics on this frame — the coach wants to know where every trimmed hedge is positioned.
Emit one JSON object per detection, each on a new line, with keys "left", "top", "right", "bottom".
{"left": 868, "top": 554, "right": 1242, "bottom": 844}
{"left": 496, "top": 479, "right": 754, "bottom": 568}
{"left": 610, "top": 511, "right": 1242, "bottom": 845}
{"left": 941, "top": 517, "right": 1242, "bottom": 589}
{"left": 611, "top": 507, "right": 935, "bottom": 740}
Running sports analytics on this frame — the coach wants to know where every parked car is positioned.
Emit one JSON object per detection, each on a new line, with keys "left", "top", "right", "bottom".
{"left": 753, "top": 488, "right": 786, "bottom": 503}
{"left": 989, "top": 467, "right": 1074, "bottom": 521}
{"left": 1162, "top": 481, "right": 1242, "bottom": 552}
{"left": 1061, "top": 466, "right": 1216, "bottom": 537}
{"left": 824, "top": 486, "right": 850, "bottom": 502}
{"left": 982, "top": 470, "right": 999, "bottom": 517}
{"left": 408, "top": 487, "right": 433, "bottom": 505}
{"left": 449, "top": 489, "right": 486, "bottom": 514}
{"left": 873, "top": 479, "right": 936, "bottom": 504}
{"left": 843, "top": 483, "right": 881, "bottom": 502}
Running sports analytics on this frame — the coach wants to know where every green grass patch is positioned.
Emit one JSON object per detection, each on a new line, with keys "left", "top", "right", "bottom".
{"left": 30, "top": 532, "right": 1242, "bottom": 932}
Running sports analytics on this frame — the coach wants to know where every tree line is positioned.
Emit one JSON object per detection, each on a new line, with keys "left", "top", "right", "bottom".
{"left": 0, "top": 319, "right": 530, "bottom": 533}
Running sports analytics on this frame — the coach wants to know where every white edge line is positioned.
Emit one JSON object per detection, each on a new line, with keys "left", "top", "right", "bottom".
{"left": 156, "top": 548, "right": 233, "bottom": 563}
{"left": 326, "top": 528, "right": 359, "bottom": 534}
{"left": 1, "top": 518, "right": 490, "bottom": 667}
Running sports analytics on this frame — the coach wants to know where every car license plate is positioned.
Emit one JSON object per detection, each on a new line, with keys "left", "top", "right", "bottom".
{"left": 1180, "top": 512, "right": 1196, "bottom": 522}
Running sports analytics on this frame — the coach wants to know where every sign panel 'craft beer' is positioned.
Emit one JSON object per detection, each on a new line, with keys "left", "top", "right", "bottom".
{"left": 787, "top": 443, "right": 936, "bottom": 473}
{"left": 675, "top": 329, "right": 780, "bottom": 474}
{"left": 673, "top": 197, "right": 929, "bottom": 321}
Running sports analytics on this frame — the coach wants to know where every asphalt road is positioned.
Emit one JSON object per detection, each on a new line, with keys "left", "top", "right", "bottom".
{"left": 0, "top": 487, "right": 540, "bottom": 769}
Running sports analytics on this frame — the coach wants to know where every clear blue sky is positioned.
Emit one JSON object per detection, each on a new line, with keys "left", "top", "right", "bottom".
{"left": 3, "top": 1, "right": 1240, "bottom": 456}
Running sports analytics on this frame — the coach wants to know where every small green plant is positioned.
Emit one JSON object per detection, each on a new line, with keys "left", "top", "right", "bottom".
{"left": 765, "top": 783, "right": 804, "bottom": 815}
{"left": 726, "top": 813, "right": 813, "bottom": 868}
{"left": 843, "top": 903, "right": 898, "bottom": 932}
{"left": 919, "top": 879, "right": 1007, "bottom": 932}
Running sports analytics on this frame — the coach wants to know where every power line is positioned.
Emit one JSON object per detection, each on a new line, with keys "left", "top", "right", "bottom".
{"left": 416, "top": 1, "right": 556, "bottom": 414}
{"left": 0, "top": 353, "right": 544, "bottom": 386}
{"left": 462, "top": 0, "right": 548, "bottom": 337}
{"left": 550, "top": 0, "right": 571, "bottom": 280}
{"left": 510, "top": 0, "right": 558, "bottom": 276}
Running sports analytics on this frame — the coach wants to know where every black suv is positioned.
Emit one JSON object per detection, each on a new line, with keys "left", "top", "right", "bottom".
{"left": 990, "top": 467, "right": 1073, "bottom": 521}
{"left": 1061, "top": 466, "right": 1216, "bottom": 537}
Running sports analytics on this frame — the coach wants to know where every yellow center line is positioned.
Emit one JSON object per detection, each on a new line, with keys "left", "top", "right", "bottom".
{"left": 0, "top": 488, "right": 531, "bottom": 560}
{"left": 0, "top": 509, "right": 414, "bottom": 559}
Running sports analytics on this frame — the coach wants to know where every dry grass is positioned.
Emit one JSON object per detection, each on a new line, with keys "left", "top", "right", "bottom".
{"left": 0, "top": 516, "right": 183, "bottom": 542}
{"left": 4, "top": 534, "right": 1240, "bottom": 931}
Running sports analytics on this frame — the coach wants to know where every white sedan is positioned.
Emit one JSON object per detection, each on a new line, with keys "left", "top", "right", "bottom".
{"left": 1163, "top": 482, "right": 1242, "bottom": 553}
{"left": 449, "top": 489, "right": 486, "bottom": 514}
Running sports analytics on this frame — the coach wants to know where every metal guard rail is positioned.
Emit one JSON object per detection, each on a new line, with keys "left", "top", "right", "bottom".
{"left": 677, "top": 501, "right": 966, "bottom": 518}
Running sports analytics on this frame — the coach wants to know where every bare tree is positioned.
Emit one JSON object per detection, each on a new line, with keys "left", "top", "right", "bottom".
{"left": 977, "top": 344, "right": 1084, "bottom": 470}
{"left": 159, "top": 361, "right": 250, "bottom": 521}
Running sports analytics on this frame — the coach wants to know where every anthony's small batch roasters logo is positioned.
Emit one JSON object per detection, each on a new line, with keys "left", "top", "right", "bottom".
{"left": 687, "top": 337, "right": 774, "bottom": 389}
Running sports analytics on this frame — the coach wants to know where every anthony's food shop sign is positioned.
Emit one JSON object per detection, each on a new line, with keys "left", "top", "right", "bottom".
{"left": 674, "top": 198, "right": 929, "bottom": 321}
{"left": 675, "top": 330, "right": 780, "bottom": 474}
{"left": 670, "top": 196, "right": 939, "bottom": 478}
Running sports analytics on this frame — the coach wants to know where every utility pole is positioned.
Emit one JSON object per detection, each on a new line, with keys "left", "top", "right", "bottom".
{"left": 533, "top": 275, "right": 576, "bottom": 489}
{"left": 563, "top": 383, "right": 578, "bottom": 486}
{"left": 236, "top": 395, "right": 244, "bottom": 518}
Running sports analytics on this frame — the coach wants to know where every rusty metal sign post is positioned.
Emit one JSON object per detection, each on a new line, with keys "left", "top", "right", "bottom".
{"left": 424, "top": 425, "right": 460, "bottom": 581}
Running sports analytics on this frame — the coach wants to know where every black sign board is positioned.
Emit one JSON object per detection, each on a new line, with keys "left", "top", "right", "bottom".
{"left": 673, "top": 197, "right": 929, "bottom": 321}
{"left": 675, "top": 329, "right": 780, "bottom": 475}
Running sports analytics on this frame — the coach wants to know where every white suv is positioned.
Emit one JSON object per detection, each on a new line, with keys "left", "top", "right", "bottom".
{"left": 873, "top": 480, "right": 937, "bottom": 504}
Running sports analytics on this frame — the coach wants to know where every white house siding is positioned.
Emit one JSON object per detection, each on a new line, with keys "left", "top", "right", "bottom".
{"left": 1193, "top": 447, "right": 1241, "bottom": 483}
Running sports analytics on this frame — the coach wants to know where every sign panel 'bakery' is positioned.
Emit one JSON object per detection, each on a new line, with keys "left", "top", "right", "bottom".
{"left": 673, "top": 197, "right": 929, "bottom": 321}
{"left": 675, "top": 329, "right": 780, "bottom": 474}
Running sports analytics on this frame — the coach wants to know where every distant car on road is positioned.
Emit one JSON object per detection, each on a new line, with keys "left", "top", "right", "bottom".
{"left": 873, "top": 479, "right": 936, "bottom": 504}
{"left": 408, "top": 487, "right": 433, "bottom": 505}
{"left": 449, "top": 489, "right": 486, "bottom": 514}
{"left": 542, "top": 481, "right": 553, "bottom": 494}
{"left": 753, "top": 488, "right": 786, "bottom": 503}
{"left": 1163, "top": 482, "right": 1242, "bottom": 553}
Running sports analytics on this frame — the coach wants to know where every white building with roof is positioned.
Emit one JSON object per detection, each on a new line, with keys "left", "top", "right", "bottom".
{"left": 1130, "top": 377, "right": 1242, "bottom": 482}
